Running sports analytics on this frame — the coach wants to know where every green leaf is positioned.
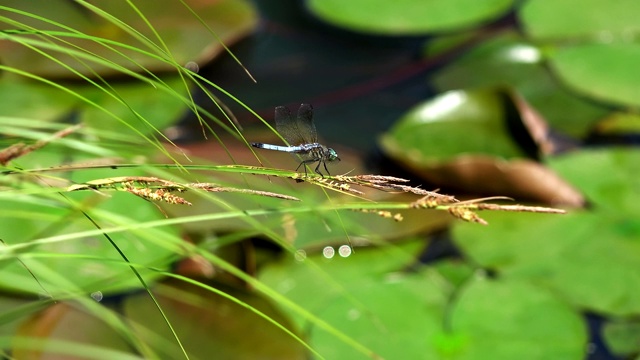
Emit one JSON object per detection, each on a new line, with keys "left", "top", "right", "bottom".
{"left": 453, "top": 148, "right": 640, "bottom": 315}
{"left": 546, "top": 43, "right": 640, "bottom": 108}
{"left": 260, "top": 242, "right": 586, "bottom": 359}
{"left": 379, "top": 88, "right": 526, "bottom": 165}
{"left": 306, "top": 0, "right": 514, "bottom": 35}
{"left": 78, "top": 76, "right": 190, "bottom": 136}
{"left": 519, "top": 0, "right": 640, "bottom": 107}
{"left": 592, "top": 112, "right": 640, "bottom": 135}
{"left": 449, "top": 277, "right": 586, "bottom": 360}
{"left": 0, "top": 0, "right": 258, "bottom": 77}
{"left": 0, "top": 79, "right": 79, "bottom": 121}
{"left": 0, "top": 168, "right": 182, "bottom": 296}
{"left": 428, "top": 32, "right": 607, "bottom": 137}
{"left": 520, "top": 0, "right": 640, "bottom": 40}
{"left": 603, "top": 319, "right": 640, "bottom": 356}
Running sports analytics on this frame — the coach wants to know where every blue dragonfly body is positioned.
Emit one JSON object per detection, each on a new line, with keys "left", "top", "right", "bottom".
{"left": 251, "top": 104, "right": 340, "bottom": 176}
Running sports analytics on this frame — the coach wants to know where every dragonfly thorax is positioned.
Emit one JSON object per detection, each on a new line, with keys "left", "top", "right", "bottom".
{"left": 305, "top": 145, "right": 339, "bottom": 163}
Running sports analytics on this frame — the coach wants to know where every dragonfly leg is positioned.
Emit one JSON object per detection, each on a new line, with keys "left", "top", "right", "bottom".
{"left": 296, "top": 158, "right": 321, "bottom": 177}
{"left": 322, "top": 160, "right": 331, "bottom": 176}
{"left": 314, "top": 161, "right": 324, "bottom": 177}
{"left": 295, "top": 161, "right": 307, "bottom": 176}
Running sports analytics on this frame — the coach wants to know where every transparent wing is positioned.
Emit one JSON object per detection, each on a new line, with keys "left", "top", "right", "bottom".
{"left": 295, "top": 103, "right": 318, "bottom": 144}
{"left": 274, "top": 105, "right": 305, "bottom": 146}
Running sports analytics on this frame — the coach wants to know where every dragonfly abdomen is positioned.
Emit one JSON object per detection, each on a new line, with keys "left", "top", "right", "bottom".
{"left": 251, "top": 142, "right": 323, "bottom": 154}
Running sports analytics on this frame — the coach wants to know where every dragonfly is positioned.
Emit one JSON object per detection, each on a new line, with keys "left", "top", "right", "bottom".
{"left": 251, "top": 104, "right": 340, "bottom": 177}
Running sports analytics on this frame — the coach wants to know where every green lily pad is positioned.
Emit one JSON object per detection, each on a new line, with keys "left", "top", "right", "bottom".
{"left": 0, "top": 0, "right": 257, "bottom": 78}
{"left": 377, "top": 88, "right": 586, "bottom": 203}
{"left": 0, "top": 166, "right": 182, "bottom": 296}
{"left": 546, "top": 43, "right": 640, "bottom": 108}
{"left": 77, "top": 76, "right": 190, "bottom": 136}
{"left": 520, "top": 0, "right": 640, "bottom": 40}
{"left": 259, "top": 243, "right": 586, "bottom": 359}
{"left": 306, "top": 0, "right": 514, "bottom": 35}
{"left": 258, "top": 240, "right": 427, "bottom": 329}
{"left": 453, "top": 148, "right": 640, "bottom": 315}
{"left": 0, "top": 79, "right": 79, "bottom": 121}
{"left": 590, "top": 112, "right": 640, "bottom": 137}
{"left": 519, "top": 0, "right": 640, "bottom": 107}
{"left": 448, "top": 277, "right": 586, "bottom": 360}
{"left": 548, "top": 148, "right": 640, "bottom": 213}
{"left": 379, "top": 88, "right": 526, "bottom": 164}
{"left": 427, "top": 31, "right": 607, "bottom": 137}
{"left": 602, "top": 318, "right": 640, "bottom": 357}
{"left": 0, "top": 75, "right": 190, "bottom": 137}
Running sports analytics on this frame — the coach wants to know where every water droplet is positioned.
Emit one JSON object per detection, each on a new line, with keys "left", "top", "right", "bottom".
{"left": 91, "top": 291, "right": 103, "bottom": 302}
{"left": 596, "top": 31, "right": 614, "bottom": 43}
{"left": 347, "top": 308, "right": 361, "bottom": 320}
{"left": 323, "top": 246, "right": 335, "bottom": 259}
{"left": 294, "top": 250, "right": 307, "bottom": 262}
{"left": 338, "top": 245, "right": 352, "bottom": 258}
{"left": 185, "top": 61, "right": 199, "bottom": 73}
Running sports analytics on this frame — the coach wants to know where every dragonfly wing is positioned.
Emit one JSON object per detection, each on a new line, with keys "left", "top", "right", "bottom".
{"left": 296, "top": 103, "right": 318, "bottom": 144}
{"left": 274, "top": 105, "right": 305, "bottom": 146}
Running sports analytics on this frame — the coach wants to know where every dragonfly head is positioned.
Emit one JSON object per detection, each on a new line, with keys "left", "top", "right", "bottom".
{"left": 326, "top": 148, "right": 340, "bottom": 162}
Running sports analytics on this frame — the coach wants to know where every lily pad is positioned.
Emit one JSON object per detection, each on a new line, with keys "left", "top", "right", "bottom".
{"left": 591, "top": 112, "right": 640, "bottom": 136}
{"left": 378, "top": 88, "right": 583, "bottom": 203}
{"left": 0, "top": 0, "right": 257, "bottom": 78}
{"left": 379, "top": 89, "right": 526, "bottom": 163}
{"left": 0, "top": 79, "right": 79, "bottom": 122}
{"left": 306, "top": 0, "right": 514, "bottom": 35}
{"left": 258, "top": 240, "right": 427, "bottom": 329}
{"left": 259, "top": 242, "right": 586, "bottom": 359}
{"left": 0, "top": 75, "right": 191, "bottom": 137}
{"left": 427, "top": 31, "right": 608, "bottom": 137}
{"left": 77, "top": 76, "right": 191, "bottom": 136}
{"left": 545, "top": 43, "right": 640, "bottom": 108}
{"left": 602, "top": 318, "right": 640, "bottom": 357}
{"left": 519, "top": 0, "right": 640, "bottom": 107}
{"left": 453, "top": 148, "right": 640, "bottom": 315}
{"left": 0, "top": 165, "right": 182, "bottom": 296}
{"left": 448, "top": 277, "right": 586, "bottom": 360}
{"left": 519, "top": 0, "right": 640, "bottom": 40}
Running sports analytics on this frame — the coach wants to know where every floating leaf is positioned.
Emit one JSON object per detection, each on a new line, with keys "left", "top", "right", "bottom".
{"left": 428, "top": 31, "right": 607, "bottom": 137}
{"left": 448, "top": 277, "right": 586, "bottom": 360}
{"left": 519, "top": 0, "right": 640, "bottom": 107}
{"left": 520, "top": 0, "right": 640, "bottom": 40}
{"left": 260, "top": 243, "right": 586, "bottom": 359}
{"left": 0, "top": 166, "right": 182, "bottom": 296}
{"left": 453, "top": 148, "right": 640, "bottom": 315}
{"left": 306, "top": 0, "right": 514, "bottom": 35}
{"left": 602, "top": 319, "right": 640, "bottom": 357}
{"left": 379, "top": 89, "right": 582, "bottom": 204}
{"left": 380, "top": 89, "right": 526, "bottom": 162}
{"left": 545, "top": 43, "right": 640, "bottom": 108}
{"left": 0, "top": 0, "right": 258, "bottom": 78}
